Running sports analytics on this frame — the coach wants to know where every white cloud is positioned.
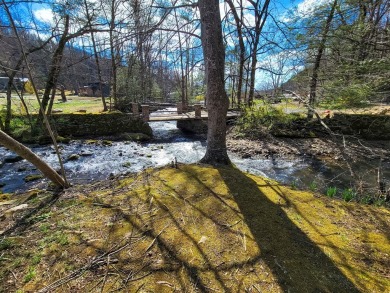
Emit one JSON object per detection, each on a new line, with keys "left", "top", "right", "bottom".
{"left": 33, "top": 8, "right": 55, "bottom": 25}
{"left": 280, "top": 0, "right": 332, "bottom": 22}
{"left": 296, "top": 0, "right": 332, "bottom": 17}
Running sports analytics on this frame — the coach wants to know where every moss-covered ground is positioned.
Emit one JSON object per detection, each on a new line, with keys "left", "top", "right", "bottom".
{"left": 0, "top": 164, "right": 389, "bottom": 292}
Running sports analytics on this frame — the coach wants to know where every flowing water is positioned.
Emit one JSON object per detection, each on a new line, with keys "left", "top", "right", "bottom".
{"left": 0, "top": 120, "right": 388, "bottom": 194}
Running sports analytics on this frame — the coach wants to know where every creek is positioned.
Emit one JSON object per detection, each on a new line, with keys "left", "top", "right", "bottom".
{"left": 0, "top": 120, "right": 387, "bottom": 195}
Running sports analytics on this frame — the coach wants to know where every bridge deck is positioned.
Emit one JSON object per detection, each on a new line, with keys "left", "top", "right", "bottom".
{"left": 148, "top": 111, "right": 240, "bottom": 122}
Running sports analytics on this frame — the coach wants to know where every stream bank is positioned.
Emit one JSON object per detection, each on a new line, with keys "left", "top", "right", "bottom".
{"left": 1, "top": 119, "right": 389, "bottom": 203}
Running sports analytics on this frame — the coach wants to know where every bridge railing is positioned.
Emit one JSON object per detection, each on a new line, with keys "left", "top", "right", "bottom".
{"left": 134, "top": 102, "right": 203, "bottom": 122}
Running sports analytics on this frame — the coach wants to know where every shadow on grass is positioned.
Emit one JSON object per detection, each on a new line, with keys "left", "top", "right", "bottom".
{"left": 17, "top": 166, "right": 370, "bottom": 292}
{"left": 0, "top": 192, "right": 60, "bottom": 237}
{"left": 217, "top": 166, "right": 360, "bottom": 293}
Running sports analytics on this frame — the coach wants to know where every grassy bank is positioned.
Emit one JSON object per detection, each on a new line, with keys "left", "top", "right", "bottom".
{"left": 0, "top": 94, "right": 106, "bottom": 115}
{"left": 1, "top": 165, "right": 389, "bottom": 292}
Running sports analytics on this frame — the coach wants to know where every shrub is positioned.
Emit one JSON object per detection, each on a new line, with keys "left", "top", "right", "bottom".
{"left": 326, "top": 186, "right": 337, "bottom": 198}
{"left": 323, "top": 81, "right": 372, "bottom": 109}
{"left": 341, "top": 188, "right": 356, "bottom": 202}
{"left": 24, "top": 80, "right": 36, "bottom": 94}
{"left": 194, "top": 95, "right": 205, "bottom": 102}
{"left": 235, "top": 104, "right": 298, "bottom": 138}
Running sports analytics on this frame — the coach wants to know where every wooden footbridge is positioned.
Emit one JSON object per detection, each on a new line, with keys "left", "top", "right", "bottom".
{"left": 132, "top": 103, "right": 240, "bottom": 122}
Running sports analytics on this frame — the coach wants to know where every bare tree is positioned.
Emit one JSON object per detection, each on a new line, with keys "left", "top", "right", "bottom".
{"left": 40, "top": 15, "right": 71, "bottom": 115}
{"left": 226, "top": 0, "right": 246, "bottom": 106}
{"left": 246, "top": 0, "right": 271, "bottom": 105}
{"left": 307, "top": 0, "right": 337, "bottom": 119}
{"left": 84, "top": 0, "right": 108, "bottom": 111}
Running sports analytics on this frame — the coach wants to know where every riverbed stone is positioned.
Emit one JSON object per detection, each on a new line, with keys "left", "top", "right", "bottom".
{"left": 68, "top": 154, "right": 80, "bottom": 161}
{"left": 177, "top": 120, "right": 208, "bottom": 134}
{"left": 4, "top": 156, "right": 23, "bottom": 164}
{"left": 24, "top": 174, "right": 44, "bottom": 182}
{"left": 119, "top": 132, "right": 151, "bottom": 142}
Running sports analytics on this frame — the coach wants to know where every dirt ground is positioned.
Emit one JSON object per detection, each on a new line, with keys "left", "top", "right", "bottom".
{"left": 227, "top": 131, "right": 390, "bottom": 162}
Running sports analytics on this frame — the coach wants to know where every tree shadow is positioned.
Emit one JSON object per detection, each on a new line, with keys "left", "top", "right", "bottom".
{"left": 0, "top": 192, "right": 60, "bottom": 237}
{"left": 217, "top": 166, "right": 360, "bottom": 293}
{"left": 14, "top": 166, "right": 374, "bottom": 292}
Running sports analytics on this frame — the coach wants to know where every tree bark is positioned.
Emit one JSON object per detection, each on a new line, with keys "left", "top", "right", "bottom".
{"left": 198, "top": 0, "right": 230, "bottom": 165}
{"left": 60, "top": 85, "right": 67, "bottom": 102}
{"left": 0, "top": 130, "right": 69, "bottom": 188}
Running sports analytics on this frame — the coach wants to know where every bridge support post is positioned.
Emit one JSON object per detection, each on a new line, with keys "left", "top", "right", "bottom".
{"left": 177, "top": 103, "right": 183, "bottom": 114}
{"left": 141, "top": 105, "right": 150, "bottom": 122}
{"left": 132, "top": 103, "right": 139, "bottom": 116}
{"left": 194, "top": 104, "right": 201, "bottom": 118}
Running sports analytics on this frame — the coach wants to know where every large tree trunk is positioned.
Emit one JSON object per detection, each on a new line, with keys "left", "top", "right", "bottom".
{"left": 0, "top": 130, "right": 69, "bottom": 188}
{"left": 198, "top": 0, "right": 230, "bottom": 165}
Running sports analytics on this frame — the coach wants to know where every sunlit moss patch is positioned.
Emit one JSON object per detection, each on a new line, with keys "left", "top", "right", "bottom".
{"left": 0, "top": 164, "right": 388, "bottom": 292}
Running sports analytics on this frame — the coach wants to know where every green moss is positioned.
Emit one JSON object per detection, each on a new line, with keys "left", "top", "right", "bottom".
{"left": 0, "top": 165, "right": 389, "bottom": 293}
{"left": 30, "top": 254, "right": 42, "bottom": 265}
{"left": 32, "top": 212, "right": 52, "bottom": 223}
{"left": 67, "top": 154, "right": 80, "bottom": 161}
{"left": 0, "top": 238, "right": 14, "bottom": 250}
{"left": 24, "top": 174, "right": 44, "bottom": 182}
{"left": 23, "top": 266, "right": 36, "bottom": 283}
{"left": 122, "top": 162, "right": 132, "bottom": 168}
{"left": 0, "top": 193, "right": 11, "bottom": 200}
{"left": 56, "top": 136, "right": 71, "bottom": 144}
{"left": 85, "top": 139, "right": 98, "bottom": 144}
